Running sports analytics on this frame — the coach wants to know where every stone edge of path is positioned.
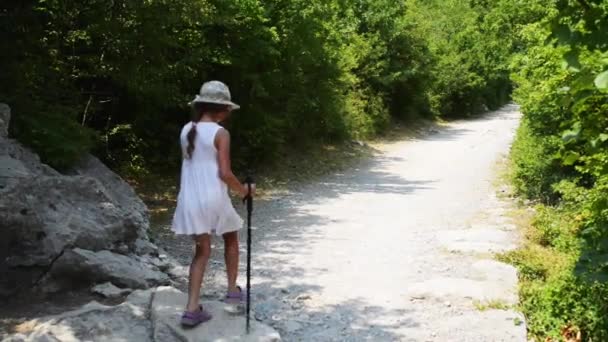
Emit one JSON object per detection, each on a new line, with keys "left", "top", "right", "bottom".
{"left": 3, "top": 286, "right": 281, "bottom": 342}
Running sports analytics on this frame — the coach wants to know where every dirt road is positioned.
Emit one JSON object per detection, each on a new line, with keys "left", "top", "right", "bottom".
{"left": 159, "top": 104, "right": 526, "bottom": 341}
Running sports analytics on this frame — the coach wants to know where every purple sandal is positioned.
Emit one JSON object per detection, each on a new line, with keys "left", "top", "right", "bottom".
{"left": 225, "top": 286, "right": 247, "bottom": 305}
{"left": 180, "top": 305, "right": 212, "bottom": 328}
{"left": 223, "top": 286, "right": 247, "bottom": 314}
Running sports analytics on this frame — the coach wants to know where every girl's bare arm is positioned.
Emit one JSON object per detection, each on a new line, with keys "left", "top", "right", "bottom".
{"left": 216, "top": 128, "right": 249, "bottom": 198}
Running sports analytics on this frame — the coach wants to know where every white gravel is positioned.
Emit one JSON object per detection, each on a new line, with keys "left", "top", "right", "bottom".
{"left": 160, "top": 104, "right": 526, "bottom": 341}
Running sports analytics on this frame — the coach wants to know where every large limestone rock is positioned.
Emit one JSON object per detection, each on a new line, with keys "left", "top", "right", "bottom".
{"left": 45, "top": 248, "right": 170, "bottom": 290}
{"left": 2, "top": 177, "right": 143, "bottom": 265}
{"left": 0, "top": 103, "right": 174, "bottom": 296}
{"left": 67, "top": 154, "right": 150, "bottom": 233}
{"left": 4, "top": 287, "right": 281, "bottom": 342}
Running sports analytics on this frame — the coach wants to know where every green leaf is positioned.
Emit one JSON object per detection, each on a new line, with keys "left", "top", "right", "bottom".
{"left": 594, "top": 70, "right": 608, "bottom": 90}
{"left": 572, "top": 73, "right": 597, "bottom": 91}
{"left": 562, "top": 122, "right": 581, "bottom": 143}
{"left": 563, "top": 50, "right": 581, "bottom": 72}
{"left": 553, "top": 24, "right": 571, "bottom": 44}
{"left": 562, "top": 130, "right": 579, "bottom": 143}
{"left": 562, "top": 151, "right": 580, "bottom": 165}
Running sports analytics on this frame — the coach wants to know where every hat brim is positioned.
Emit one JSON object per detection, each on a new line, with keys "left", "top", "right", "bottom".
{"left": 189, "top": 97, "right": 240, "bottom": 110}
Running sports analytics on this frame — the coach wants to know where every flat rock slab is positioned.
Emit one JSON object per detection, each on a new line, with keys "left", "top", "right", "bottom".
{"left": 4, "top": 287, "right": 281, "bottom": 342}
{"left": 470, "top": 259, "right": 518, "bottom": 284}
{"left": 406, "top": 276, "right": 518, "bottom": 304}
{"left": 152, "top": 287, "right": 281, "bottom": 342}
{"left": 431, "top": 309, "right": 526, "bottom": 341}
{"left": 438, "top": 228, "right": 517, "bottom": 253}
{"left": 4, "top": 289, "right": 155, "bottom": 342}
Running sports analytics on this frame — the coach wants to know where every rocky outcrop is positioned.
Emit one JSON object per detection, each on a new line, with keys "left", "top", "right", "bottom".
{"left": 0, "top": 103, "right": 177, "bottom": 296}
{"left": 4, "top": 289, "right": 156, "bottom": 342}
{"left": 3, "top": 287, "right": 282, "bottom": 342}
{"left": 44, "top": 248, "right": 171, "bottom": 290}
{"left": 67, "top": 155, "right": 150, "bottom": 232}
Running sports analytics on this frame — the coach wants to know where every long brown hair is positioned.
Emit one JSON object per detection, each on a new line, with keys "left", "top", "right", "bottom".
{"left": 186, "top": 102, "right": 229, "bottom": 159}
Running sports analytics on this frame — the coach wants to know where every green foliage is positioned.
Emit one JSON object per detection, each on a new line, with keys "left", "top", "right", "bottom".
{"left": 510, "top": 121, "right": 564, "bottom": 202}
{"left": 405, "top": 0, "right": 517, "bottom": 117}
{"left": 507, "top": 0, "right": 608, "bottom": 339}
{"left": 520, "top": 271, "right": 608, "bottom": 341}
{"left": 12, "top": 110, "right": 96, "bottom": 171}
{"left": 500, "top": 202, "right": 608, "bottom": 340}
{"left": 1, "top": 0, "right": 516, "bottom": 173}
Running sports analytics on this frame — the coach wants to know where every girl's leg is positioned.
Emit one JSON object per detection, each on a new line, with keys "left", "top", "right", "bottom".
{"left": 186, "top": 234, "right": 211, "bottom": 312}
{"left": 222, "top": 231, "right": 239, "bottom": 293}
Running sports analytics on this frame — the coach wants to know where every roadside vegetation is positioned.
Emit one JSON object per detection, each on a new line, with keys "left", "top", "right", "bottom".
{"left": 504, "top": 1, "right": 608, "bottom": 340}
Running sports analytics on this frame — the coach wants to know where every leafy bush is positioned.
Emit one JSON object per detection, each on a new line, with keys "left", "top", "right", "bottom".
{"left": 500, "top": 201, "right": 608, "bottom": 340}
{"left": 510, "top": 121, "right": 564, "bottom": 203}
{"left": 506, "top": 0, "right": 608, "bottom": 339}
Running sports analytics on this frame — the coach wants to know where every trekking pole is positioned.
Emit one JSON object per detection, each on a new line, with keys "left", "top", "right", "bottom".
{"left": 243, "top": 175, "right": 254, "bottom": 334}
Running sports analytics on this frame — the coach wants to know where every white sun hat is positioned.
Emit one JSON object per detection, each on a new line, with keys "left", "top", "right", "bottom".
{"left": 189, "top": 80, "right": 240, "bottom": 110}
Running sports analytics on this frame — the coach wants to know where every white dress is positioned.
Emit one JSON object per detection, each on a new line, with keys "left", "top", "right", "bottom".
{"left": 171, "top": 122, "right": 243, "bottom": 236}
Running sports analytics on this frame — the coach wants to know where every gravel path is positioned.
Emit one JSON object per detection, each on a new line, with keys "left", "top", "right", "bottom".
{"left": 156, "top": 104, "right": 526, "bottom": 341}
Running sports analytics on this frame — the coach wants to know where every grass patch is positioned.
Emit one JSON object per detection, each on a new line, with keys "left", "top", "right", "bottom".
{"left": 474, "top": 299, "right": 512, "bottom": 311}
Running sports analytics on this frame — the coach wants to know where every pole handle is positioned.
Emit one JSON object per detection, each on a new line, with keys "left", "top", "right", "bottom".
{"left": 243, "top": 176, "right": 254, "bottom": 210}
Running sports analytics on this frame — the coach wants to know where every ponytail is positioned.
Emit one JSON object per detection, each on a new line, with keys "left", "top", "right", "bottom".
{"left": 185, "top": 122, "right": 197, "bottom": 159}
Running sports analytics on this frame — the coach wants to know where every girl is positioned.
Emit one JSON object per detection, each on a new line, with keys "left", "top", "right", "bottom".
{"left": 172, "top": 81, "right": 253, "bottom": 327}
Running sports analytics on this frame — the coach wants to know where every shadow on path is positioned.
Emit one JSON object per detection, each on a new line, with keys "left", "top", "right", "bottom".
{"left": 155, "top": 106, "right": 523, "bottom": 339}
{"left": 157, "top": 143, "right": 433, "bottom": 339}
